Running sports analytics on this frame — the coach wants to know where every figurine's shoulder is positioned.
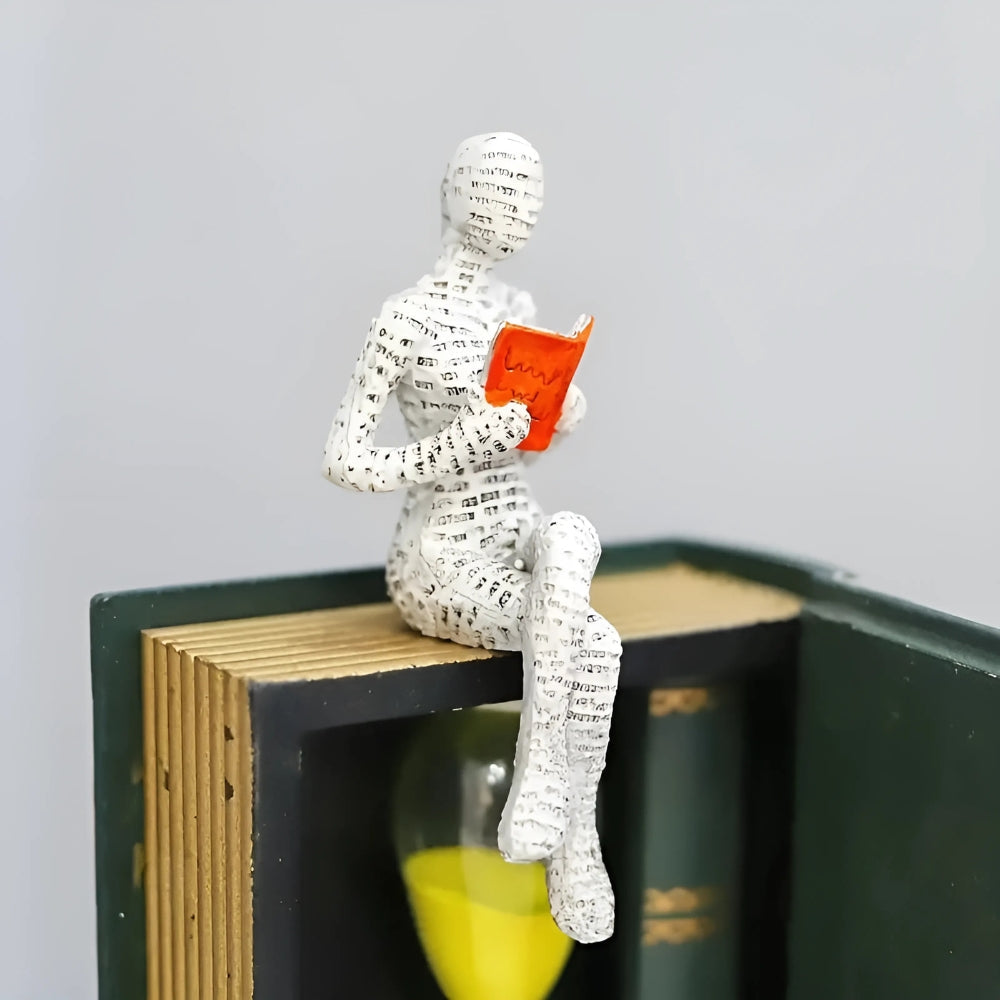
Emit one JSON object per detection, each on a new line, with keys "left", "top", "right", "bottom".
{"left": 365, "top": 291, "right": 435, "bottom": 354}
{"left": 380, "top": 283, "right": 470, "bottom": 341}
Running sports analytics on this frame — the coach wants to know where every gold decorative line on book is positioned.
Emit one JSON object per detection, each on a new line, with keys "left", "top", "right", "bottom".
{"left": 642, "top": 916, "right": 718, "bottom": 946}
{"left": 649, "top": 687, "right": 717, "bottom": 716}
{"left": 644, "top": 885, "right": 719, "bottom": 915}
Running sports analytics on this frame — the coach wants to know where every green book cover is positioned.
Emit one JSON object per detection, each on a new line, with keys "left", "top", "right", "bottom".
{"left": 787, "top": 597, "right": 1000, "bottom": 999}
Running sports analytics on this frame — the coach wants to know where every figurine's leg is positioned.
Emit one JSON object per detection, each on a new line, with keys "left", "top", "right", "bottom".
{"left": 390, "top": 534, "right": 530, "bottom": 653}
{"left": 545, "top": 610, "right": 622, "bottom": 943}
{"left": 499, "top": 512, "right": 601, "bottom": 864}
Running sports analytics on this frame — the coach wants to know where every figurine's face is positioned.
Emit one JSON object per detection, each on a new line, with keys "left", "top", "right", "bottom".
{"left": 442, "top": 133, "right": 543, "bottom": 260}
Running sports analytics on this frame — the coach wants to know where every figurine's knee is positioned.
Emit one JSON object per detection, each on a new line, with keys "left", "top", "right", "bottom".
{"left": 530, "top": 511, "right": 601, "bottom": 572}
{"left": 586, "top": 611, "right": 622, "bottom": 666}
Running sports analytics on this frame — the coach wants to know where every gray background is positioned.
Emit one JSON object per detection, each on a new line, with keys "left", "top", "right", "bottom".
{"left": 3, "top": 1, "right": 998, "bottom": 996}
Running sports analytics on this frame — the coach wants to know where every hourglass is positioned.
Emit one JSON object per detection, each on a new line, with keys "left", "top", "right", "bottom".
{"left": 393, "top": 703, "right": 574, "bottom": 1000}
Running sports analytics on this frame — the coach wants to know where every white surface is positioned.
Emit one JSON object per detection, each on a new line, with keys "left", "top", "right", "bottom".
{"left": 2, "top": 1, "right": 998, "bottom": 996}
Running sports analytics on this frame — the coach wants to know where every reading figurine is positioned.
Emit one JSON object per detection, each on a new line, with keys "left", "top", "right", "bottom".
{"left": 322, "top": 132, "right": 621, "bottom": 944}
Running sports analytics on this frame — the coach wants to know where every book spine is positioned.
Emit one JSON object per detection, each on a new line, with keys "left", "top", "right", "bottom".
{"left": 610, "top": 683, "right": 745, "bottom": 999}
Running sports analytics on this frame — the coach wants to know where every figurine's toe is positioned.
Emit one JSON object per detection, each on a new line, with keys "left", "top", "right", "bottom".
{"left": 545, "top": 839, "right": 615, "bottom": 943}
{"left": 554, "top": 895, "right": 615, "bottom": 945}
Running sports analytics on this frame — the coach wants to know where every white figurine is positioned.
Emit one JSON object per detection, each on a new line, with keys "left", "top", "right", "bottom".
{"left": 323, "top": 132, "right": 621, "bottom": 944}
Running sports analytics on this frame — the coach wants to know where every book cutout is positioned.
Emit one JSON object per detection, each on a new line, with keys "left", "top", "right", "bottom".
{"left": 484, "top": 314, "right": 593, "bottom": 451}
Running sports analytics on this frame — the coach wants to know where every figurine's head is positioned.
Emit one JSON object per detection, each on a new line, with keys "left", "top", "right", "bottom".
{"left": 441, "top": 133, "right": 543, "bottom": 260}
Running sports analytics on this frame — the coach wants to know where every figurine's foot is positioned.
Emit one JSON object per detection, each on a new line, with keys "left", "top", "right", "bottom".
{"left": 544, "top": 813, "right": 615, "bottom": 943}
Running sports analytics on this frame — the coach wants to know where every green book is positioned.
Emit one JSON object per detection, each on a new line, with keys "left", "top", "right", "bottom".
{"left": 90, "top": 547, "right": 802, "bottom": 1000}
{"left": 90, "top": 538, "right": 1000, "bottom": 1000}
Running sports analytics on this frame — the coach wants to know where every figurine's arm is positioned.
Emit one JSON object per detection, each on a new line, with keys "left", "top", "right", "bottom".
{"left": 555, "top": 383, "right": 587, "bottom": 436}
{"left": 323, "top": 311, "right": 529, "bottom": 493}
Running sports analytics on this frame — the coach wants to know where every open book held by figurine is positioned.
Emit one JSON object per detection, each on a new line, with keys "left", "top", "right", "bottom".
{"left": 484, "top": 315, "right": 593, "bottom": 451}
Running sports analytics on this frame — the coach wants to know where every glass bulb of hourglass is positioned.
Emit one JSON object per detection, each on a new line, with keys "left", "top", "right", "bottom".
{"left": 393, "top": 703, "right": 573, "bottom": 1000}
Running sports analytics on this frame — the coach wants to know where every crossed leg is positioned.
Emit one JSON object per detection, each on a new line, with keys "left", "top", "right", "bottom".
{"left": 395, "top": 509, "right": 621, "bottom": 942}
{"left": 498, "top": 513, "right": 622, "bottom": 942}
{"left": 497, "top": 511, "right": 600, "bottom": 862}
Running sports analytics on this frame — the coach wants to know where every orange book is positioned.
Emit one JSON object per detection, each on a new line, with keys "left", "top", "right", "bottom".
{"left": 484, "top": 314, "right": 593, "bottom": 451}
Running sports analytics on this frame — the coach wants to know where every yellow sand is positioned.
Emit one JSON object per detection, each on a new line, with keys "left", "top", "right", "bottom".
{"left": 402, "top": 846, "right": 573, "bottom": 1000}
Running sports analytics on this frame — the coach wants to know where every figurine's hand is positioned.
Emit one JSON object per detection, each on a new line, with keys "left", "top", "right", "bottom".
{"left": 457, "top": 385, "right": 531, "bottom": 458}
{"left": 507, "top": 288, "right": 537, "bottom": 325}
{"left": 555, "top": 384, "right": 586, "bottom": 436}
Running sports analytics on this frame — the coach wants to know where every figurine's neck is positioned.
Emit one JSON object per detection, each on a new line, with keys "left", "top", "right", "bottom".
{"left": 432, "top": 241, "right": 495, "bottom": 292}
